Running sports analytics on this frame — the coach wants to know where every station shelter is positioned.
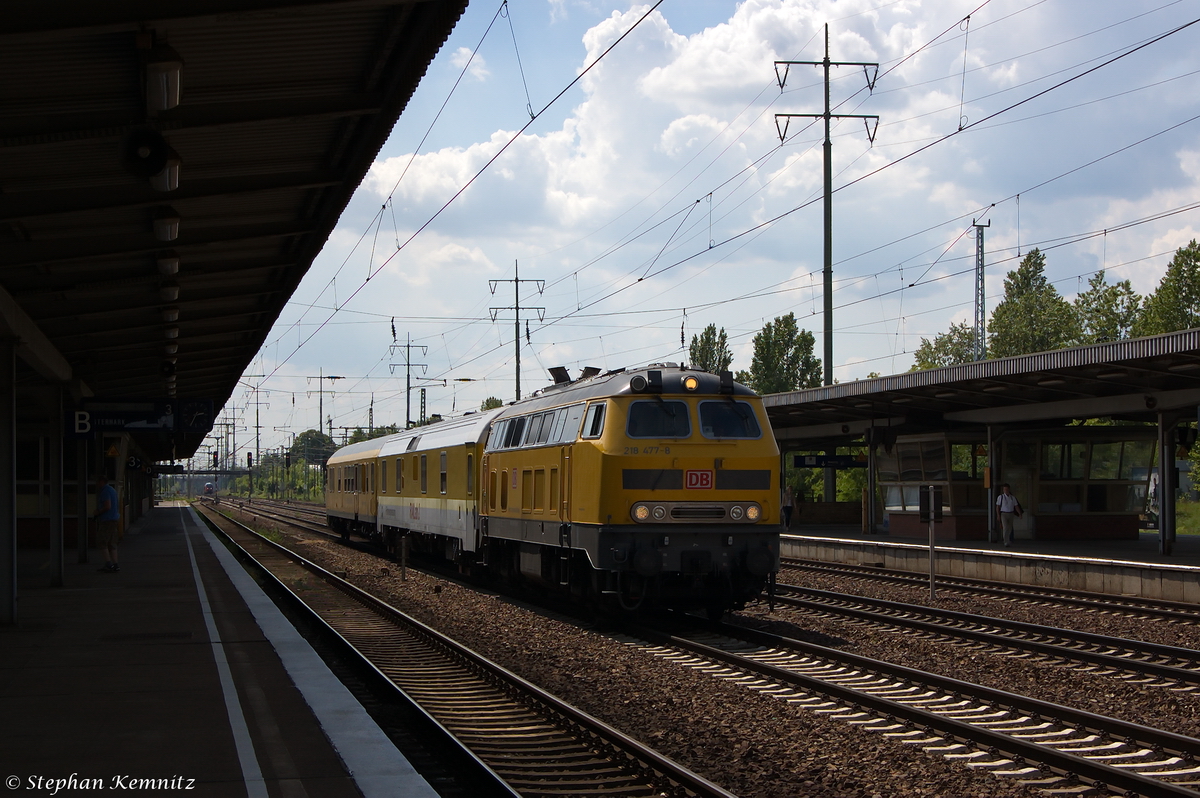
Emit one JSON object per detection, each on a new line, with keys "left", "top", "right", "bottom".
{"left": 764, "top": 330, "right": 1200, "bottom": 554}
{"left": 0, "top": 0, "right": 467, "bottom": 626}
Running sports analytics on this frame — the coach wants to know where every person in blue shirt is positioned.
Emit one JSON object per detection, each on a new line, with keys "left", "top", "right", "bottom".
{"left": 94, "top": 476, "right": 121, "bottom": 572}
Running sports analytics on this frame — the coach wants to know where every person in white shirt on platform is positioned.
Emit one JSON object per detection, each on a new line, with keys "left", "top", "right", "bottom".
{"left": 995, "top": 483, "right": 1022, "bottom": 547}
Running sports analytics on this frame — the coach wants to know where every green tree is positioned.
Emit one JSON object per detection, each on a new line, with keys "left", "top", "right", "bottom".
{"left": 688, "top": 324, "right": 733, "bottom": 374}
{"left": 1135, "top": 240, "right": 1200, "bottom": 336}
{"left": 290, "top": 429, "right": 336, "bottom": 466}
{"left": 347, "top": 424, "right": 401, "bottom": 444}
{"left": 1073, "top": 270, "right": 1141, "bottom": 344}
{"left": 480, "top": 396, "right": 504, "bottom": 411}
{"left": 912, "top": 321, "right": 979, "bottom": 370}
{"left": 988, "top": 249, "right": 1079, "bottom": 357}
{"left": 736, "top": 313, "right": 821, "bottom": 394}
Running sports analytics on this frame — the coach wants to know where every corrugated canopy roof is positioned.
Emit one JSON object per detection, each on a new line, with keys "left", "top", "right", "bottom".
{"left": 0, "top": 0, "right": 467, "bottom": 461}
{"left": 765, "top": 330, "right": 1200, "bottom": 446}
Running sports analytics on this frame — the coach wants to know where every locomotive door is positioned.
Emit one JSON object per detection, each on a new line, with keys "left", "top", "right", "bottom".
{"left": 561, "top": 445, "right": 572, "bottom": 521}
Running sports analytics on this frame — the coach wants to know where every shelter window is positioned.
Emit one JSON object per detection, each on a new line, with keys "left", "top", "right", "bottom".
{"left": 439, "top": 451, "right": 448, "bottom": 494}
{"left": 1119, "top": 440, "right": 1155, "bottom": 480}
{"left": 897, "top": 444, "right": 922, "bottom": 481}
{"left": 581, "top": 403, "right": 606, "bottom": 439}
{"left": 921, "top": 441, "right": 946, "bottom": 480}
{"left": 950, "top": 444, "right": 987, "bottom": 480}
{"left": 1041, "top": 443, "right": 1086, "bottom": 480}
{"left": 626, "top": 400, "right": 690, "bottom": 439}
{"left": 1089, "top": 442, "right": 1122, "bottom": 480}
{"left": 420, "top": 455, "right": 427, "bottom": 494}
{"left": 698, "top": 400, "right": 761, "bottom": 439}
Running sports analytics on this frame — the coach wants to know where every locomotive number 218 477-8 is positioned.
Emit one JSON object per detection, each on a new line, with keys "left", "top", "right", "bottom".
{"left": 623, "top": 446, "right": 670, "bottom": 455}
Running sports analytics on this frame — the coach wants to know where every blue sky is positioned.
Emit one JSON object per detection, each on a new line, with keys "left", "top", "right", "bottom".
{"left": 220, "top": 0, "right": 1200, "bottom": 456}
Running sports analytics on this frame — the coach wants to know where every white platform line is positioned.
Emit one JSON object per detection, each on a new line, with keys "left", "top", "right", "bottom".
{"left": 186, "top": 505, "right": 439, "bottom": 798}
{"left": 179, "top": 507, "right": 269, "bottom": 798}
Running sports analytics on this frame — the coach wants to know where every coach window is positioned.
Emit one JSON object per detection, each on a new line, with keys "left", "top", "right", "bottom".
{"left": 412, "top": 456, "right": 419, "bottom": 482}
{"left": 505, "top": 417, "right": 526, "bottom": 448}
{"left": 466, "top": 454, "right": 474, "bottom": 496}
{"left": 581, "top": 402, "right": 606, "bottom": 439}
{"left": 627, "top": 400, "right": 690, "bottom": 438}
{"left": 439, "top": 451, "right": 448, "bottom": 494}
{"left": 420, "top": 454, "right": 428, "bottom": 494}
{"left": 381, "top": 461, "right": 387, "bottom": 493}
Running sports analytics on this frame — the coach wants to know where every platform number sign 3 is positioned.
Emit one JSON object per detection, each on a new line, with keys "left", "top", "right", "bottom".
{"left": 685, "top": 470, "right": 713, "bottom": 490}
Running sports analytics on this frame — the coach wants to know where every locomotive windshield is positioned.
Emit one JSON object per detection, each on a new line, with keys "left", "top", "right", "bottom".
{"left": 699, "top": 400, "right": 762, "bottom": 439}
{"left": 627, "top": 400, "right": 691, "bottom": 438}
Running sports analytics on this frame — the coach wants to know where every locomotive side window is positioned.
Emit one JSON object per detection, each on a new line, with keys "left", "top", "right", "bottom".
{"left": 581, "top": 403, "right": 606, "bottom": 439}
{"left": 439, "top": 451, "right": 448, "bottom": 494}
{"left": 395, "top": 458, "right": 403, "bottom": 492}
{"left": 556, "top": 404, "right": 585, "bottom": 442}
{"left": 536, "top": 412, "right": 554, "bottom": 444}
{"left": 699, "top": 401, "right": 762, "bottom": 439}
{"left": 523, "top": 414, "right": 545, "bottom": 446}
{"left": 420, "top": 455, "right": 427, "bottom": 494}
{"left": 627, "top": 400, "right": 691, "bottom": 439}
{"left": 381, "top": 461, "right": 387, "bottom": 493}
{"left": 489, "top": 470, "right": 497, "bottom": 509}
{"left": 500, "top": 470, "right": 509, "bottom": 510}
{"left": 466, "top": 454, "right": 474, "bottom": 496}
{"left": 412, "top": 456, "right": 419, "bottom": 482}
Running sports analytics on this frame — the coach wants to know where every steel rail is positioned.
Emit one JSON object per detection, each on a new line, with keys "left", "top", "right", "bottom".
{"left": 772, "top": 584, "right": 1200, "bottom": 686}
{"left": 630, "top": 617, "right": 1200, "bottom": 798}
{"left": 782, "top": 556, "right": 1200, "bottom": 623}
{"left": 198, "top": 503, "right": 736, "bottom": 798}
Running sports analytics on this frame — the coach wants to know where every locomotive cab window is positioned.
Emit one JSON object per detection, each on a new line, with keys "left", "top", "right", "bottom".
{"left": 581, "top": 402, "right": 606, "bottom": 439}
{"left": 698, "top": 400, "right": 762, "bottom": 439}
{"left": 627, "top": 400, "right": 691, "bottom": 439}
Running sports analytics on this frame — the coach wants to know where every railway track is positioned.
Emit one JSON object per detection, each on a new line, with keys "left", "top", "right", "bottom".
{"left": 196, "top": 503, "right": 735, "bottom": 798}
{"left": 767, "top": 583, "right": 1200, "bottom": 690}
{"left": 782, "top": 557, "right": 1200, "bottom": 624}
{"left": 621, "top": 616, "right": 1200, "bottom": 798}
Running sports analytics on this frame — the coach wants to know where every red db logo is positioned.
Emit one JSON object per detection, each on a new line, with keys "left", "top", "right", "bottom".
{"left": 685, "top": 470, "right": 713, "bottom": 489}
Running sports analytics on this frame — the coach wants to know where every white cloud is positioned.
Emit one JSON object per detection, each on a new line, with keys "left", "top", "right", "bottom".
{"left": 450, "top": 47, "right": 490, "bottom": 81}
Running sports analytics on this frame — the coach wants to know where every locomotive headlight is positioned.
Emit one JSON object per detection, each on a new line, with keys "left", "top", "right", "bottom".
{"left": 682, "top": 375, "right": 700, "bottom": 392}
{"left": 633, "top": 503, "right": 651, "bottom": 521}
{"left": 729, "top": 505, "right": 744, "bottom": 520}
{"left": 746, "top": 504, "right": 761, "bottom": 521}
{"left": 652, "top": 505, "right": 666, "bottom": 520}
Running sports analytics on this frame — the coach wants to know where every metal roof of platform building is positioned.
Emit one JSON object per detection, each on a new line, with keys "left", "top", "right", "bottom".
{"left": 0, "top": 0, "right": 467, "bottom": 460}
{"left": 765, "top": 329, "right": 1200, "bottom": 445}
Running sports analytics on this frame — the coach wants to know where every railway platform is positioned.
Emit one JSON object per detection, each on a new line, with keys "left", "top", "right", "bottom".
{"left": 783, "top": 526, "right": 1200, "bottom": 602}
{"left": 0, "top": 502, "right": 437, "bottom": 798}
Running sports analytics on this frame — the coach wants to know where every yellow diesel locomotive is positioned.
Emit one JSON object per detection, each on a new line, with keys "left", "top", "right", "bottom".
{"left": 326, "top": 365, "right": 780, "bottom": 614}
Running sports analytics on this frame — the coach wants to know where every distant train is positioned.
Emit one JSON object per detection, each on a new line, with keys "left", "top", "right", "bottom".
{"left": 203, "top": 482, "right": 215, "bottom": 496}
{"left": 326, "top": 364, "right": 780, "bottom": 615}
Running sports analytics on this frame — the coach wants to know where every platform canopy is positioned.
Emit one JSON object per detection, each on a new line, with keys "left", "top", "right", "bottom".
{"left": 765, "top": 329, "right": 1200, "bottom": 446}
{"left": 0, "top": 0, "right": 467, "bottom": 461}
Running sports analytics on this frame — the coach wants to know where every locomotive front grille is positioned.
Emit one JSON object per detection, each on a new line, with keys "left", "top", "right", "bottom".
{"left": 670, "top": 506, "right": 726, "bottom": 520}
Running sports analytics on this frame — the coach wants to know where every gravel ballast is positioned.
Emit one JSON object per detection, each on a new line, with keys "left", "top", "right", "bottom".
{"left": 210, "top": 508, "right": 1050, "bottom": 798}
